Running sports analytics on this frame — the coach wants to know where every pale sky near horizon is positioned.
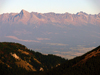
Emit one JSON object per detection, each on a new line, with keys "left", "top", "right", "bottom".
{"left": 0, "top": 0, "right": 100, "bottom": 14}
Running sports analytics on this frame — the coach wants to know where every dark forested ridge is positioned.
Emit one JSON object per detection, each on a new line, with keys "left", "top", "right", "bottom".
{"left": 0, "top": 42, "right": 66, "bottom": 75}
{"left": 0, "top": 42, "right": 100, "bottom": 75}
{"left": 44, "top": 46, "right": 100, "bottom": 75}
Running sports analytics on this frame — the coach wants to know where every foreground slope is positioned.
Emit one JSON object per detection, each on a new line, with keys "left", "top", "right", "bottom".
{"left": 0, "top": 42, "right": 100, "bottom": 75}
{"left": 0, "top": 42, "right": 66, "bottom": 75}
{"left": 44, "top": 46, "right": 100, "bottom": 75}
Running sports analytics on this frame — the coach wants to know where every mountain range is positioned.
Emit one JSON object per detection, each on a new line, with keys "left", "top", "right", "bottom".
{"left": 0, "top": 10, "right": 100, "bottom": 59}
{"left": 0, "top": 9, "right": 100, "bottom": 25}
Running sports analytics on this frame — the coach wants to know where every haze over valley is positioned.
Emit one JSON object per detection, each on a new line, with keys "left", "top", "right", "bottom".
{"left": 0, "top": 10, "right": 100, "bottom": 59}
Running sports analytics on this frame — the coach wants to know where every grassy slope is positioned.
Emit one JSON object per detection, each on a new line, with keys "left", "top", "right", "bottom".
{"left": 0, "top": 42, "right": 67, "bottom": 74}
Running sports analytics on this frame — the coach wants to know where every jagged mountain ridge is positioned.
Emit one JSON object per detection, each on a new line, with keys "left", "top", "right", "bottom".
{"left": 0, "top": 42, "right": 66, "bottom": 74}
{"left": 0, "top": 9, "right": 100, "bottom": 25}
{"left": 0, "top": 10, "right": 100, "bottom": 59}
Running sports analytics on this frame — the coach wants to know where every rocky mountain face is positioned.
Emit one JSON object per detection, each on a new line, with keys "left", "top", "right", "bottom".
{"left": 0, "top": 9, "right": 100, "bottom": 25}
{"left": 0, "top": 42, "right": 66, "bottom": 75}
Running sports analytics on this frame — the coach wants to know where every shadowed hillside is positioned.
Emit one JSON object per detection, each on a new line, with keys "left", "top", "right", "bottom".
{"left": 0, "top": 42, "right": 66, "bottom": 75}
{"left": 0, "top": 42, "right": 100, "bottom": 75}
{"left": 43, "top": 46, "right": 100, "bottom": 75}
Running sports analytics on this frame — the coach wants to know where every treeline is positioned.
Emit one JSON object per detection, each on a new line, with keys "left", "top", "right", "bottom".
{"left": 0, "top": 42, "right": 67, "bottom": 74}
{"left": 42, "top": 46, "right": 100, "bottom": 75}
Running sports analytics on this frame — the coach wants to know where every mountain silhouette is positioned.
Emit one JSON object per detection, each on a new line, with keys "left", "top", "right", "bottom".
{"left": 0, "top": 42, "right": 100, "bottom": 75}
{"left": 0, "top": 42, "right": 66, "bottom": 75}
{"left": 44, "top": 46, "right": 100, "bottom": 75}
{"left": 0, "top": 9, "right": 100, "bottom": 25}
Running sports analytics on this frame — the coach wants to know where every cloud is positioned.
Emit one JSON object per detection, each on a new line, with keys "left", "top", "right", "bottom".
{"left": 53, "top": 51, "right": 60, "bottom": 53}
{"left": 54, "top": 51, "right": 83, "bottom": 59}
{"left": 55, "top": 53, "right": 75, "bottom": 59}
{"left": 53, "top": 46, "right": 96, "bottom": 59}
{"left": 42, "top": 32, "right": 52, "bottom": 35}
{"left": 33, "top": 48, "right": 41, "bottom": 51}
{"left": 70, "top": 45, "right": 95, "bottom": 53}
{"left": 46, "top": 43, "right": 68, "bottom": 46}
{"left": 47, "top": 32, "right": 52, "bottom": 34}
{"left": 13, "top": 30, "right": 32, "bottom": 35}
{"left": 36, "top": 38, "right": 50, "bottom": 41}
{"left": 6, "top": 36, "right": 40, "bottom": 43}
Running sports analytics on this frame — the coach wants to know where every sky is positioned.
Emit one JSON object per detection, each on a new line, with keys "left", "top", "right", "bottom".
{"left": 0, "top": 0, "right": 100, "bottom": 14}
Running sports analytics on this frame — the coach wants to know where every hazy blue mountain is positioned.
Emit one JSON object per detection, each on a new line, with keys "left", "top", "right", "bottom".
{"left": 0, "top": 10, "right": 100, "bottom": 59}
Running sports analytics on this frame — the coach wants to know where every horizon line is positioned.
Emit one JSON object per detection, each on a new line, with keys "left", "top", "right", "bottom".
{"left": 0, "top": 9, "right": 100, "bottom": 15}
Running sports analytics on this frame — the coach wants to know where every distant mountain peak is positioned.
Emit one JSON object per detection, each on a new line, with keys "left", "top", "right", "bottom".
{"left": 98, "top": 13, "right": 100, "bottom": 16}
{"left": 18, "top": 9, "right": 30, "bottom": 19}
{"left": 76, "top": 11, "right": 88, "bottom": 15}
{"left": 0, "top": 10, "right": 100, "bottom": 25}
{"left": 20, "top": 9, "right": 29, "bottom": 15}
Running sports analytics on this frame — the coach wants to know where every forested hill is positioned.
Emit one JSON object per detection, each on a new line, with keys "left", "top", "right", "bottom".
{"left": 44, "top": 46, "right": 100, "bottom": 75}
{"left": 0, "top": 42, "right": 100, "bottom": 75}
{"left": 0, "top": 42, "right": 67, "bottom": 75}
